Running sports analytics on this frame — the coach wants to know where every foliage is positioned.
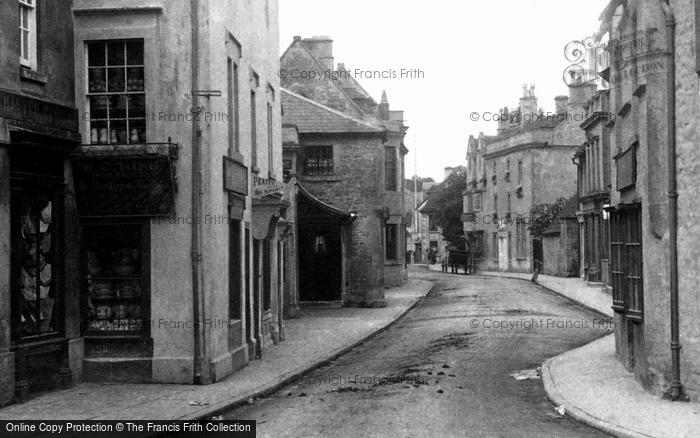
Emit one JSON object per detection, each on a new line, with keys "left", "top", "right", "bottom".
{"left": 432, "top": 167, "right": 467, "bottom": 247}
{"left": 528, "top": 197, "right": 568, "bottom": 238}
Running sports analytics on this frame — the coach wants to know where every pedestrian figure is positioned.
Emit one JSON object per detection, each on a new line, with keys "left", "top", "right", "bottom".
{"left": 441, "top": 253, "right": 448, "bottom": 273}
{"left": 532, "top": 259, "right": 542, "bottom": 283}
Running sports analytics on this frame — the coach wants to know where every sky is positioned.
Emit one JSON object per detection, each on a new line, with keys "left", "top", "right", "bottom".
{"left": 279, "top": 0, "right": 609, "bottom": 182}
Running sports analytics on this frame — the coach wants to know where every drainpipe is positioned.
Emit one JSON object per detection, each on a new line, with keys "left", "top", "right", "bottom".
{"left": 662, "top": 0, "right": 682, "bottom": 401}
{"left": 190, "top": 0, "right": 205, "bottom": 385}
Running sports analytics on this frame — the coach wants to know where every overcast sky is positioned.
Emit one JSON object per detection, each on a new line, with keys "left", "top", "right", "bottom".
{"left": 280, "top": 0, "right": 609, "bottom": 182}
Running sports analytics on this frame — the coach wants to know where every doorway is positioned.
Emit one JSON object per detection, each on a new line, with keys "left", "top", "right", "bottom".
{"left": 298, "top": 225, "right": 342, "bottom": 301}
{"left": 532, "top": 238, "right": 543, "bottom": 273}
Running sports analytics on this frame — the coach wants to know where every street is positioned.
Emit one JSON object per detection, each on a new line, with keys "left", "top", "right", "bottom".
{"left": 225, "top": 270, "right": 612, "bottom": 437}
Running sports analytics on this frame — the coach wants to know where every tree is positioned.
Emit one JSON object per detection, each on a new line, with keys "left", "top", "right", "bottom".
{"left": 432, "top": 167, "right": 468, "bottom": 247}
{"left": 528, "top": 197, "right": 568, "bottom": 238}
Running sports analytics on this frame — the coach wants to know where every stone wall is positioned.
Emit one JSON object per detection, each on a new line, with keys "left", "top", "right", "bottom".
{"left": 298, "top": 133, "right": 387, "bottom": 306}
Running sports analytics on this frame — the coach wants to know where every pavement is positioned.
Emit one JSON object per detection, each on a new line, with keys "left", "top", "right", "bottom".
{"left": 0, "top": 278, "right": 433, "bottom": 421}
{"left": 428, "top": 263, "right": 700, "bottom": 438}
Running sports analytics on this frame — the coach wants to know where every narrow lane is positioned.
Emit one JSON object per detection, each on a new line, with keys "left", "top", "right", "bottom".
{"left": 225, "top": 271, "right": 612, "bottom": 437}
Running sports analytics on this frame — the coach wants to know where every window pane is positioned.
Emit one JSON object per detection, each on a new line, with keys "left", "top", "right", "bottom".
{"left": 110, "top": 119, "right": 127, "bottom": 144}
{"left": 107, "top": 67, "right": 125, "bottom": 92}
{"left": 108, "top": 94, "right": 127, "bottom": 119}
{"left": 88, "top": 42, "right": 106, "bottom": 66}
{"left": 127, "top": 67, "right": 145, "bottom": 92}
{"left": 107, "top": 42, "right": 125, "bottom": 66}
{"left": 89, "top": 95, "right": 109, "bottom": 119}
{"left": 127, "top": 94, "right": 146, "bottom": 119}
{"left": 88, "top": 68, "right": 107, "bottom": 93}
{"left": 126, "top": 41, "right": 144, "bottom": 65}
{"left": 22, "top": 30, "right": 29, "bottom": 60}
{"left": 128, "top": 119, "right": 146, "bottom": 143}
{"left": 89, "top": 120, "right": 108, "bottom": 144}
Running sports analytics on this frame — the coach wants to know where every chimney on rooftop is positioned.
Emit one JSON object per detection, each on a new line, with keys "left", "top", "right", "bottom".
{"left": 554, "top": 95, "right": 569, "bottom": 115}
{"left": 301, "top": 36, "right": 334, "bottom": 71}
{"left": 497, "top": 106, "right": 510, "bottom": 135}
{"left": 519, "top": 84, "right": 538, "bottom": 125}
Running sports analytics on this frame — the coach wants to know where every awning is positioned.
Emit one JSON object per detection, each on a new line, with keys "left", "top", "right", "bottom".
{"left": 296, "top": 181, "right": 356, "bottom": 224}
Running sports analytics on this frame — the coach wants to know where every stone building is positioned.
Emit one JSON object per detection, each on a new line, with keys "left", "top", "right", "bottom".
{"left": 463, "top": 84, "right": 594, "bottom": 273}
{"left": 1, "top": 0, "right": 289, "bottom": 404}
{"left": 575, "top": 90, "right": 612, "bottom": 288}
{"left": 596, "top": 0, "right": 700, "bottom": 401}
{"left": 541, "top": 197, "right": 579, "bottom": 277}
{"left": 280, "top": 36, "right": 408, "bottom": 307}
{"left": 0, "top": 0, "right": 82, "bottom": 404}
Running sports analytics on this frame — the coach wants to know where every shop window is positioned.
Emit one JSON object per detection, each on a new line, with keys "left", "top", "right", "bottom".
{"left": 11, "top": 187, "right": 60, "bottom": 340}
{"left": 385, "top": 147, "right": 397, "bottom": 191}
{"left": 83, "top": 221, "right": 149, "bottom": 337}
{"left": 304, "top": 146, "right": 333, "bottom": 176}
{"left": 385, "top": 224, "right": 398, "bottom": 261}
{"left": 610, "top": 207, "right": 643, "bottom": 319}
{"left": 87, "top": 40, "right": 146, "bottom": 144}
{"left": 19, "top": 0, "right": 37, "bottom": 69}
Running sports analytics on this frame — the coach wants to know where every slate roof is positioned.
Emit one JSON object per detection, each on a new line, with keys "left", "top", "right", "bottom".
{"left": 281, "top": 89, "right": 384, "bottom": 134}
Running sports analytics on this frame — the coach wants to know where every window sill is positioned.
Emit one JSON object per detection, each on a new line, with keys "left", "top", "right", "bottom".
{"left": 385, "top": 261, "right": 401, "bottom": 266}
{"left": 20, "top": 67, "right": 47, "bottom": 85}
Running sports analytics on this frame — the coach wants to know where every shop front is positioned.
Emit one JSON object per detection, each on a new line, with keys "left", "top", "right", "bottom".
{"left": 0, "top": 92, "right": 82, "bottom": 404}
{"left": 71, "top": 143, "right": 177, "bottom": 382}
{"left": 250, "top": 175, "right": 290, "bottom": 358}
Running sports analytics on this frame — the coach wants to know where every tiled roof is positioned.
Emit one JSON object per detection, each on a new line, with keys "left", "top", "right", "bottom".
{"left": 281, "top": 89, "right": 384, "bottom": 134}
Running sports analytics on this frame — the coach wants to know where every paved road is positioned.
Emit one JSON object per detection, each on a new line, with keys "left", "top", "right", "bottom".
{"left": 224, "top": 270, "right": 612, "bottom": 437}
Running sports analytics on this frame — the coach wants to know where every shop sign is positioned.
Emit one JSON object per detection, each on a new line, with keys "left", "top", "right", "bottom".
{"left": 223, "top": 157, "right": 248, "bottom": 196}
{"left": 252, "top": 175, "right": 284, "bottom": 199}
{"left": 0, "top": 90, "right": 79, "bottom": 132}
{"left": 73, "top": 156, "right": 175, "bottom": 217}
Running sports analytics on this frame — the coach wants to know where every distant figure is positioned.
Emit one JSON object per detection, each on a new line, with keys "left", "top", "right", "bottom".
{"left": 532, "top": 259, "right": 542, "bottom": 283}
{"left": 441, "top": 253, "right": 448, "bottom": 273}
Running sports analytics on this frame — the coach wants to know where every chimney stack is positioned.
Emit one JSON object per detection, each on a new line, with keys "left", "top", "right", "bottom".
{"left": 568, "top": 83, "right": 598, "bottom": 114}
{"left": 301, "top": 36, "right": 334, "bottom": 71}
{"left": 496, "top": 106, "right": 511, "bottom": 135}
{"left": 554, "top": 95, "right": 569, "bottom": 115}
{"left": 519, "top": 84, "right": 538, "bottom": 125}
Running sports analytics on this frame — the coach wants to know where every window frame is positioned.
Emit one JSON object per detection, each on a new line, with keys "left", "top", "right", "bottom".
{"left": 303, "top": 145, "right": 334, "bottom": 176}
{"left": 473, "top": 193, "right": 482, "bottom": 212}
{"left": 385, "top": 223, "right": 398, "bottom": 262}
{"left": 19, "top": 0, "right": 37, "bottom": 70}
{"left": 85, "top": 40, "right": 147, "bottom": 145}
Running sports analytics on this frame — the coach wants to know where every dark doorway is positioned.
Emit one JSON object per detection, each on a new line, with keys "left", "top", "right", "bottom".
{"left": 244, "top": 228, "right": 253, "bottom": 353}
{"left": 228, "top": 219, "right": 242, "bottom": 350}
{"left": 532, "top": 238, "right": 543, "bottom": 273}
{"left": 252, "top": 239, "right": 261, "bottom": 358}
{"left": 298, "top": 225, "right": 342, "bottom": 301}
